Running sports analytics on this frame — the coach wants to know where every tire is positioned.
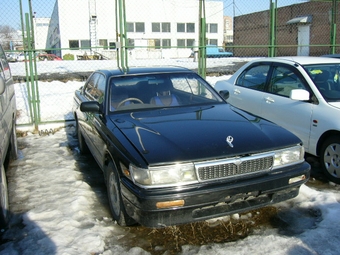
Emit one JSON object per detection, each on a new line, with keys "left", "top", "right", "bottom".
{"left": 0, "top": 164, "right": 9, "bottom": 230}
{"left": 320, "top": 136, "right": 340, "bottom": 184}
{"left": 76, "top": 121, "right": 89, "bottom": 154}
{"left": 10, "top": 121, "right": 18, "bottom": 160}
{"left": 106, "top": 161, "right": 136, "bottom": 226}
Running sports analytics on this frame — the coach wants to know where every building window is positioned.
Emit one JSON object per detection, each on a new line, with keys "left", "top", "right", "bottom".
{"left": 186, "top": 23, "right": 195, "bottom": 33}
{"left": 208, "top": 39, "right": 218, "bottom": 46}
{"left": 151, "top": 39, "right": 171, "bottom": 49}
{"left": 177, "top": 39, "right": 186, "bottom": 48}
{"left": 81, "top": 40, "right": 91, "bottom": 49}
{"left": 127, "top": 22, "right": 145, "bottom": 33}
{"left": 99, "top": 39, "right": 108, "bottom": 49}
{"left": 177, "top": 23, "right": 195, "bottom": 33}
{"left": 69, "top": 40, "right": 79, "bottom": 49}
{"left": 187, "top": 39, "right": 195, "bottom": 47}
{"left": 154, "top": 39, "right": 161, "bottom": 48}
{"left": 162, "top": 23, "right": 171, "bottom": 32}
{"left": 153, "top": 22, "right": 171, "bottom": 33}
{"left": 177, "top": 23, "right": 185, "bottom": 32}
{"left": 135, "top": 22, "right": 145, "bottom": 32}
{"left": 152, "top": 23, "right": 160, "bottom": 32}
{"left": 127, "top": 22, "right": 134, "bottom": 32}
{"left": 177, "top": 39, "right": 195, "bottom": 48}
{"left": 162, "top": 39, "right": 171, "bottom": 48}
{"left": 207, "top": 23, "right": 218, "bottom": 33}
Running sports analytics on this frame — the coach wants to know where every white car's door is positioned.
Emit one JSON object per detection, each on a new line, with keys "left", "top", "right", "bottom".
{"left": 227, "top": 64, "right": 271, "bottom": 116}
{"left": 260, "top": 65, "right": 314, "bottom": 148}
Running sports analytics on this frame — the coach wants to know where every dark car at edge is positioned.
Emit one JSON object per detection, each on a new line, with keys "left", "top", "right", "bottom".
{"left": 0, "top": 44, "right": 18, "bottom": 230}
{"left": 73, "top": 66, "right": 310, "bottom": 228}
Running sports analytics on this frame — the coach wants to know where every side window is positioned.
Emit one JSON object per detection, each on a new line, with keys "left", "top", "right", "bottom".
{"left": 96, "top": 74, "right": 106, "bottom": 103}
{"left": 269, "top": 66, "right": 307, "bottom": 97}
{"left": 85, "top": 73, "right": 102, "bottom": 100}
{"left": 235, "top": 65, "right": 269, "bottom": 91}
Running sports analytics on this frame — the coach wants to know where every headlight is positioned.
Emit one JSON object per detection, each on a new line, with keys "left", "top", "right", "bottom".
{"left": 130, "top": 163, "right": 198, "bottom": 188}
{"left": 273, "top": 145, "right": 305, "bottom": 169}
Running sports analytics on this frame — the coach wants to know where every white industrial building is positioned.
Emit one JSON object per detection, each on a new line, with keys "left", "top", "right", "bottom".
{"left": 45, "top": 0, "right": 225, "bottom": 59}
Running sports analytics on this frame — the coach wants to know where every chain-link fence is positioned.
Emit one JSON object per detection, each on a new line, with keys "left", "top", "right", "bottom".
{"left": 0, "top": 0, "right": 339, "bottom": 128}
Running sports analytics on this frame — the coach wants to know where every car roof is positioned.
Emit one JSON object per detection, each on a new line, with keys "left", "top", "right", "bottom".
{"left": 251, "top": 56, "right": 340, "bottom": 65}
{"left": 96, "top": 66, "right": 193, "bottom": 77}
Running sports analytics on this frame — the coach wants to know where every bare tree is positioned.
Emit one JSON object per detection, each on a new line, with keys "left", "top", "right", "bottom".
{"left": 0, "top": 25, "right": 17, "bottom": 50}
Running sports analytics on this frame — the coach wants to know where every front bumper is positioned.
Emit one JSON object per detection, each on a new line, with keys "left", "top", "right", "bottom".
{"left": 121, "top": 162, "right": 310, "bottom": 228}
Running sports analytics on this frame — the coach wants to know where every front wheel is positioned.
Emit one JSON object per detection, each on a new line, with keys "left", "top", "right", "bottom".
{"left": 106, "top": 161, "right": 136, "bottom": 226}
{"left": 320, "top": 136, "right": 340, "bottom": 184}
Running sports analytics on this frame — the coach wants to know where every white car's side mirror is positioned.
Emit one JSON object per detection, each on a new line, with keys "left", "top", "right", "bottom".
{"left": 290, "top": 89, "right": 310, "bottom": 101}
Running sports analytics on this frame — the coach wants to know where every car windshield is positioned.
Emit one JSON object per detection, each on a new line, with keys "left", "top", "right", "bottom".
{"left": 304, "top": 63, "right": 340, "bottom": 102}
{"left": 109, "top": 72, "right": 223, "bottom": 112}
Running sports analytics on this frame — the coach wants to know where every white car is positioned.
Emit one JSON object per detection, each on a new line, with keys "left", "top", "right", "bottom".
{"left": 215, "top": 56, "right": 340, "bottom": 184}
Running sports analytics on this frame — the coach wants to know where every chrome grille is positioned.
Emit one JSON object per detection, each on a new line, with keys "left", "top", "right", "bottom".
{"left": 196, "top": 155, "right": 274, "bottom": 181}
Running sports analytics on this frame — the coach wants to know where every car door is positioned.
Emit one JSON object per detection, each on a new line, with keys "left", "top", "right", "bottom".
{"left": 260, "top": 64, "right": 314, "bottom": 149}
{"left": 229, "top": 64, "right": 271, "bottom": 117}
{"left": 82, "top": 72, "right": 107, "bottom": 167}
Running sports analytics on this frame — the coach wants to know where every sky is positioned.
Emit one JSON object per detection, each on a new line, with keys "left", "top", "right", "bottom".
{"left": 1, "top": 0, "right": 310, "bottom": 30}
{"left": 1, "top": 57, "right": 340, "bottom": 254}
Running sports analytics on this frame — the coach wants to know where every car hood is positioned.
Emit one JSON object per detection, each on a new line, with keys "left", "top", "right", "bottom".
{"left": 109, "top": 104, "right": 301, "bottom": 165}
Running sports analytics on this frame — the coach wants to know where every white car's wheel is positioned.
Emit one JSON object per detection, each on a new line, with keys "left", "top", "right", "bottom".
{"left": 0, "top": 164, "right": 9, "bottom": 230}
{"left": 320, "top": 136, "right": 340, "bottom": 184}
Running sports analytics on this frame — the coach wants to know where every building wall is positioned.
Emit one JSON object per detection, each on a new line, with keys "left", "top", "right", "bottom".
{"left": 33, "top": 18, "right": 50, "bottom": 51}
{"left": 234, "top": 2, "right": 339, "bottom": 57}
{"left": 46, "top": 0, "right": 224, "bottom": 59}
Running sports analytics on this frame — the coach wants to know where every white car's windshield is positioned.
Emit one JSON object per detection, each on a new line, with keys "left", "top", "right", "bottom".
{"left": 305, "top": 64, "right": 340, "bottom": 102}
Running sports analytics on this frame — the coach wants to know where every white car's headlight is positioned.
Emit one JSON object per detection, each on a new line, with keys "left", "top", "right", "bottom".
{"left": 273, "top": 145, "right": 305, "bottom": 168}
{"left": 130, "top": 163, "right": 198, "bottom": 187}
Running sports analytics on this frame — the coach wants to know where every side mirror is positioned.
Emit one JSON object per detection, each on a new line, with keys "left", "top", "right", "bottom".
{"left": 219, "top": 90, "right": 230, "bottom": 100}
{"left": 0, "top": 76, "right": 5, "bottom": 95}
{"left": 80, "top": 101, "right": 101, "bottom": 113}
{"left": 290, "top": 89, "right": 310, "bottom": 101}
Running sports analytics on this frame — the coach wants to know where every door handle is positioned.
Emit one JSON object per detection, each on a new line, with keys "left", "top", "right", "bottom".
{"left": 265, "top": 97, "right": 275, "bottom": 103}
{"left": 234, "top": 89, "right": 241, "bottom": 95}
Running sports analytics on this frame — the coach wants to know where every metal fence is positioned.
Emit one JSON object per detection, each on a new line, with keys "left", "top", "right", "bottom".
{"left": 0, "top": 0, "right": 339, "bottom": 129}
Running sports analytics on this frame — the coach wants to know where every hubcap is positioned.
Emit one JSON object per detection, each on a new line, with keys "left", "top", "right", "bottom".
{"left": 324, "top": 143, "right": 340, "bottom": 178}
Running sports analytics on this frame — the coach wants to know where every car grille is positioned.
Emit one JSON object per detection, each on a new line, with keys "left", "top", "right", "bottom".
{"left": 196, "top": 154, "right": 274, "bottom": 181}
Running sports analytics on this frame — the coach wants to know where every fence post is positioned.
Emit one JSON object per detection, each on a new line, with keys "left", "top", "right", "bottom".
{"left": 198, "top": 0, "right": 206, "bottom": 78}
{"left": 268, "top": 0, "right": 277, "bottom": 57}
{"left": 330, "top": 0, "right": 338, "bottom": 54}
{"left": 116, "top": 0, "right": 128, "bottom": 72}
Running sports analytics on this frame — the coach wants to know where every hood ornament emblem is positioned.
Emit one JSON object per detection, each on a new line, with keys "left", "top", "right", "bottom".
{"left": 226, "top": 136, "right": 234, "bottom": 148}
